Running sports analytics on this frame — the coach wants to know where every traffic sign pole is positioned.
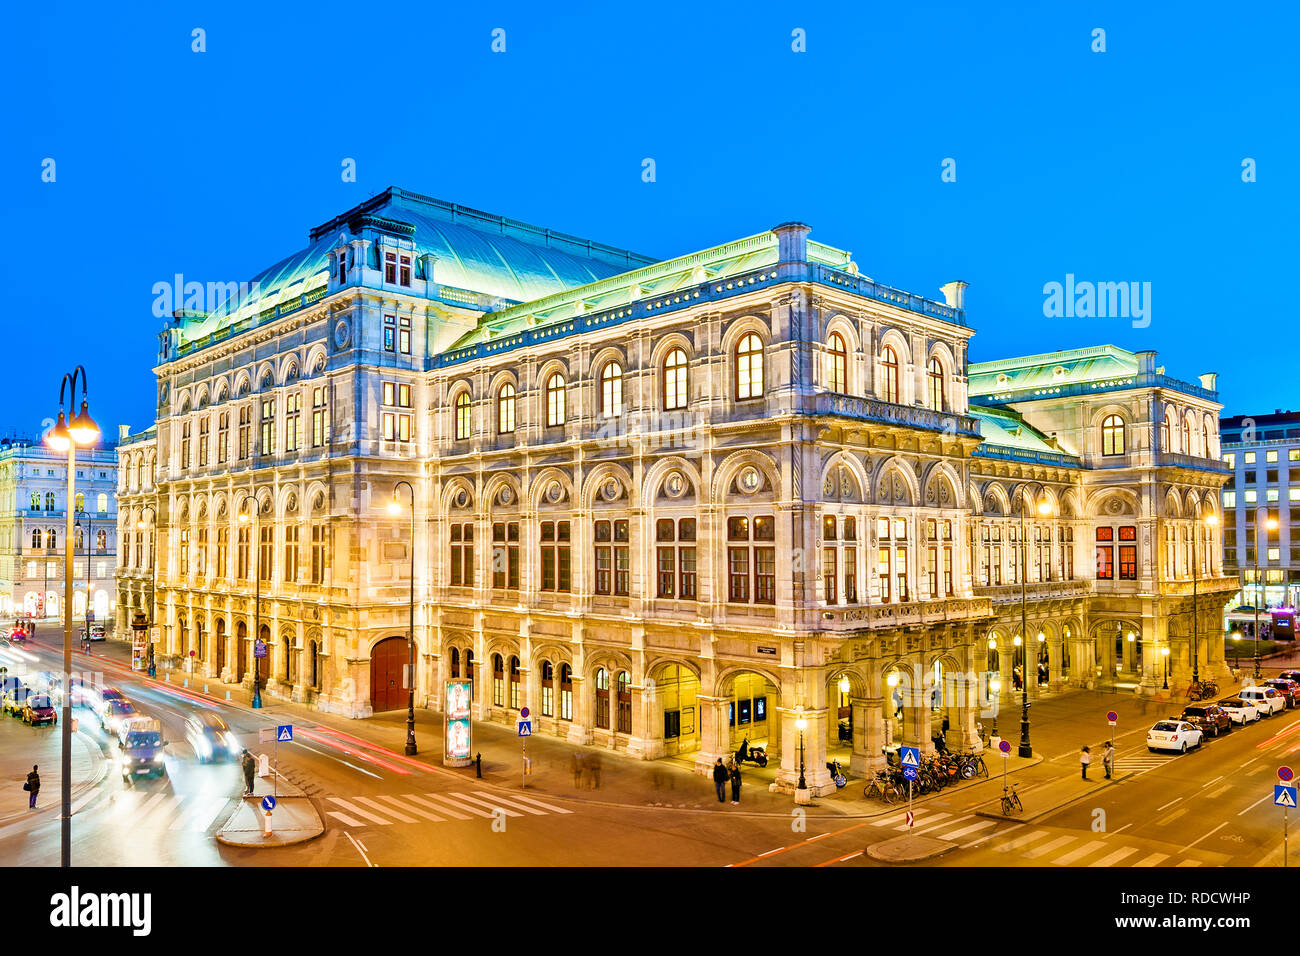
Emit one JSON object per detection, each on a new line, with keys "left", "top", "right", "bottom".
{"left": 908, "top": 777, "right": 913, "bottom": 827}
{"left": 1107, "top": 712, "right": 1119, "bottom": 778}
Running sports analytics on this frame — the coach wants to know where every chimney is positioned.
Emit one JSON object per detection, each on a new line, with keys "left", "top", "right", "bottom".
{"left": 118, "top": 424, "right": 130, "bottom": 442}
{"left": 1136, "top": 350, "right": 1157, "bottom": 375}
{"left": 1199, "top": 373, "right": 1217, "bottom": 391}
{"left": 940, "top": 280, "right": 969, "bottom": 309}
{"left": 772, "top": 222, "right": 811, "bottom": 265}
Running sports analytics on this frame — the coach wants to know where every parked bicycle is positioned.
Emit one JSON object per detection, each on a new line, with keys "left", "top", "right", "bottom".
{"left": 1187, "top": 679, "right": 1219, "bottom": 702}
{"left": 865, "top": 770, "right": 904, "bottom": 804}
{"left": 1000, "top": 783, "right": 1023, "bottom": 816}
{"left": 956, "top": 751, "right": 988, "bottom": 779}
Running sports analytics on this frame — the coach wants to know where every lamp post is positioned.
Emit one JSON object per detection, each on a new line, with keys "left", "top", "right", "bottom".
{"left": 388, "top": 481, "right": 418, "bottom": 756}
{"left": 238, "top": 494, "right": 262, "bottom": 709}
{"left": 137, "top": 515, "right": 157, "bottom": 677}
{"left": 1016, "top": 486, "right": 1050, "bottom": 758}
{"left": 1161, "top": 645, "right": 1170, "bottom": 690}
{"left": 795, "top": 710, "right": 808, "bottom": 791}
{"left": 1230, "top": 630, "right": 1241, "bottom": 671}
{"left": 43, "top": 365, "right": 100, "bottom": 869}
{"left": 1254, "top": 509, "right": 1278, "bottom": 681}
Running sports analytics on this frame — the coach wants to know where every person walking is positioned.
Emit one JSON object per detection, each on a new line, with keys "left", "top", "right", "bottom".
{"left": 1080, "top": 745, "right": 1091, "bottom": 780}
{"left": 588, "top": 753, "right": 602, "bottom": 789}
{"left": 729, "top": 761, "right": 742, "bottom": 804}
{"left": 571, "top": 752, "right": 585, "bottom": 789}
{"left": 25, "top": 765, "right": 39, "bottom": 809}
{"left": 240, "top": 750, "right": 256, "bottom": 796}
{"left": 712, "top": 758, "right": 728, "bottom": 803}
{"left": 1103, "top": 741, "right": 1115, "bottom": 779}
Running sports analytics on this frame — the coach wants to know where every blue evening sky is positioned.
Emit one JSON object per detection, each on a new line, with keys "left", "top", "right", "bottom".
{"left": 3, "top": 0, "right": 1293, "bottom": 441}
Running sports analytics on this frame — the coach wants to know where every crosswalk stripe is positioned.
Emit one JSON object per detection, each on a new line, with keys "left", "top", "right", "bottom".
{"left": 913, "top": 814, "right": 969, "bottom": 837}
{"left": 415, "top": 794, "right": 476, "bottom": 820}
{"left": 110, "top": 792, "right": 144, "bottom": 817}
{"left": 446, "top": 792, "right": 523, "bottom": 817}
{"left": 872, "top": 812, "right": 910, "bottom": 828}
{"left": 380, "top": 796, "right": 445, "bottom": 822}
{"left": 943, "top": 821, "right": 997, "bottom": 842}
{"left": 996, "top": 829, "right": 1049, "bottom": 853}
{"left": 327, "top": 798, "right": 394, "bottom": 825}
{"left": 1134, "top": 852, "right": 1170, "bottom": 867}
{"left": 893, "top": 812, "right": 952, "bottom": 832}
{"left": 1090, "top": 847, "right": 1138, "bottom": 867}
{"left": 356, "top": 797, "right": 419, "bottom": 823}
{"left": 496, "top": 791, "right": 574, "bottom": 814}
{"left": 1052, "top": 840, "right": 1107, "bottom": 865}
{"left": 422, "top": 794, "right": 493, "bottom": 819}
{"left": 468, "top": 792, "right": 547, "bottom": 816}
{"left": 1022, "top": 835, "right": 1076, "bottom": 860}
{"left": 186, "top": 796, "right": 232, "bottom": 833}
{"left": 135, "top": 792, "right": 171, "bottom": 823}
{"left": 1176, "top": 859, "right": 1202, "bottom": 867}
{"left": 70, "top": 790, "right": 101, "bottom": 816}
{"left": 142, "top": 795, "right": 185, "bottom": 828}
{"left": 327, "top": 811, "right": 368, "bottom": 827}
{"left": 962, "top": 822, "right": 1018, "bottom": 849}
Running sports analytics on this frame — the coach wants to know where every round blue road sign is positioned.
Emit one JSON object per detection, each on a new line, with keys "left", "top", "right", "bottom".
{"left": 261, "top": 795, "right": 276, "bottom": 812}
{"left": 1281, "top": 766, "right": 1294, "bottom": 782}
{"left": 903, "top": 765, "right": 918, "bottom": 780}
{"left": 999, "top": 740, "right": 1012, "bottom": 754}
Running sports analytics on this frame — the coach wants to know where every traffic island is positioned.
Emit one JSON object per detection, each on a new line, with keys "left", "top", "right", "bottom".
{"left": 216, "top": 766, "right": 324, "bottom": 848}
{"left": 975, "top": 771, "right": 1131, "bottom": 824}
{"left": 866, "top": 834, "right": 957, "bottom": 863}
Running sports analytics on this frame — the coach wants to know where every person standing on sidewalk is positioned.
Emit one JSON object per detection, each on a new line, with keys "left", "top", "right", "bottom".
{"left": 588, "top": 753, "right": 602, "bottom": 789}
{"left": 1080, "top": 745, "right": 1091, "bottom": 780}
{"left": 712, "top": 758, "right": 728, "bottom": 802}
{"left": 240, "top": 750, "right": 256, "bottom": 796}
{"left": 729, "top": 761, "right": 742, "bottom": 804}
{"left": 25, "top": 765, "right": 39, "bottom": 809}
{"left": 1103, "top": 741, "right": 1115, "bottom": 779}
{"left": 571, "top": 752, "right": 585, "bottom": 789}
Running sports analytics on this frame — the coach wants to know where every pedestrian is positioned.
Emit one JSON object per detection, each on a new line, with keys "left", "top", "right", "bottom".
{"left": 712, "top": 758, "right": 728, "bottom": 803}
{"left": 240, "top": 749, "right": 256, "bottom": 796}
{"left": 588, "top": 753, "right": 602, "bottom": 789}
{"left": 1012, "top": 665, "right": 1023, "bottom": 691}
{"left": 736, "top": 737, "right": 749, "bottom": 765}
{"left": 1037, "top": 662, "right": 1047, "bottom": 685}
{"left": 1080, "top": 745, "right": 1091, "bottom": 780}
{"left": 25, "top": 765, "right": 39, "bottom": 809}
{"left": 730, "top": 761, "right": 742, "bottom": 804}
{"left": 1103, "top": 741, "right": 1114, "bottom": 779}
{"left": 571, "top": 751, "right": 585, "bottom": 788}
{"left": 931, "top": 727, "right": 948, "bottom": 755}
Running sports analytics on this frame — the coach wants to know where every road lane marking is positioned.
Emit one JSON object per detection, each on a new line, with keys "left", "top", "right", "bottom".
{"left": 132, "top": 792, "right": 171, "bottom": 824}
{"left": 109, "top": 792, "right": 144, "bottom": 817}
{"left": 758, "top": 846, "right": 786, "bottom": 857}
{"left": 1156, "top": 797, "right": 1183, "bottom": 811}
{"left": 378, "top": 796, "right": 444, "bottom": 822}
{"left": 1182, "top": 821, "right": 1227, "bottom": 852}
{"left": 804, "top": 832, "right": 831, "bottom": 842}
{"left": 1239, "top": 757, "right": 1260, "bottom": 770}
{"left": 1200, "top": 775, "right": 1224, "bottom": 788}
{"left": 1239, "top": 793, "right": 1273, "bottom": 815}
{"left": 1133, "top": 852, "right": 1169, "bottom": 867}
{"left": 1022, "top": 836, "right": 1076, "bottom": 860}
{"left": 445, "top": 793, "right": 523, "bottom": 817}
{"left": 1090, "top": 847, "right": 1138, "bottom": 867}
{"left": 943, "top": 820, "right": 996, "bottom": 842}
{"left": 489, "top": 791, "right": 574, "bottom": 814}
{"left": 1052, "top": 840, "right": 1106, "bottom": 865}
{"left": 728, "top": 822, "right": 870, "bottom": 867}
{"left": 815, "top": 850, "right": 862, "bottom": 867}
{"left": 327, "top": 798, "right": 394, "bottom": 825}
{"left": 356, "top": 797, "right": 418, "bottom": 823}
{"left": 416, "top": 794, "right": 476, "bottom": 820}
{"left": 142, "top": 795, "right": 185, "bottom": 828}
{"left": 1157, "top": 807, "right": 1188, "bottom": 826}
{"left": 422, "top": 794, "right": 493, "bottom": 819}
{"left": 328, "top": 811, "right": 368, "bottom": 827}
{"left": 996, "top": 829, "right": 1049, "bottom": 853}
{"left": 344, "top": 831, "right": 375, "bottom": 867}
{"left": 69, "top": 790, "right": 100, "bottom": 816}
{"left": 1205, "top": 784, "right": 1232, "bottom": 799}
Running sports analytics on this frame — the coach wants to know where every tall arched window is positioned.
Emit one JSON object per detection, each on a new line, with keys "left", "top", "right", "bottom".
{"left": 497, "top": 384, "right": 516, "bottom": 434}
{"left": 616, "top": 670, "right": 632, "bottom": 733}
{"left": 45, "top": 529, "right": 57, "bottom": 548}
{"left": 96, "top": 529, "right": 107, "bottom": 551}
{"left": 309, "top": 641, "right": 319, "bottom": 687}
{"left": 735, "top": 332, "right": 764, "bottom": 400}
{"left": 560, "top": 663, "right": 573, "bottom": 720}
{"left": 600, "top": 362, "right": 623, "bottom": 417}
{"left": 509, "top": 655, "right": 521, "bottom": 709}
{"left": 595, "top": 668, "right": 610, "bottom": 729}
{"left": 1101, "top": 415, "right": 1126, "bottom": 456}
{"left": 926, "top": 357, "right": 945, "bottom": 411}
{"left": 454, "top": 391, "right": 471, "bottom": 440}
{"left": 30, "top": 492, "right": 39, "bottom": 510}
{"left": 1181, "top": 418, "right": 1192, "bottom": 455}
{"left": 545, "top": 374, "right": 566, "bottom": 427}
{"left": 492, "top": 653, "right": 505, "bottom": 706}
{"left": 1161, "top": 411, "right": 1172, "bottom": 451}
{"left": 449, "top": 646, "right": 461, "bottom": 678}
{"left": 541, "top": 660, "right": 554, "bottom": 716}
{"left": 664, "top": 347, "right": 688, "bottom": 411}
{"left": 74, "top": 527, "right": 85, "bottom": 550}
{"left": 1202, "top": 422, "right": 1210, "bottom": 458}
{"left": 827, "top": 333, "right": 847, "bottom": 393}
{"left": 96, "top": 493, "right": 107, "bottom": 513}
{"left": 45, "top": 492, "right": 55, "bottom": 511}
{"left": 74, "top": 493, "right": 85, "bottom": 513}
{"left": 31, "top": 529, "right": 40, "bottom": 549}
{"left": 880, "top": 346, "right": 900, "bottom": 403}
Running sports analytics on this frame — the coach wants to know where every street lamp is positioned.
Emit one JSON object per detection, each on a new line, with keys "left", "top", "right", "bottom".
{"left": 237, "top": 495, "right": 262, "bottom": 709}
{"left": 1192, "top": 512, "right": 1217, "bottom": 687}
{"left": 1161, "top": 645, "right": 1170, "bottom": 690}
{"left": 137, "top": 515, "right": 157, "bottom": 677}
{"left": 795, "top": 710, "right": 808, "bottom": 791}
{"left": 1016, "top": 487, "right": 1051, "bottom": 758}
{"left": 43, "top": 365, "right": 100, "bottom": 869}
{"left": 1230, "top": 630, "right": 1241, "bottom": 670}
{"left": 1254, "top": 509, "right": 1278, "bottom": 681}
{"left": 388, "top": 482, "right": 417, "bottom": 756}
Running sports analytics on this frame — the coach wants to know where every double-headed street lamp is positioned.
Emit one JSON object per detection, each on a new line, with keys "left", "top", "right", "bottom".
{"left": 43, "top": 366, "right": 100, "bottom": 869}
{"left": 794, "top": 709, "right": 808, "bottom": 791}
{"left": 237, "top": 495, "right": 263, "bottom": 709}
{"left": 1161, "top": 645, "right": 1170, "bottom": 690}
{"left": 1017, "top": 486, "right": 1051, "bottom": 758}
{"left": 1254, "top": 508, "right": 1278, "bottom": 680}
{"left": 388, "top": 481, "right": 418, "bottom": 756}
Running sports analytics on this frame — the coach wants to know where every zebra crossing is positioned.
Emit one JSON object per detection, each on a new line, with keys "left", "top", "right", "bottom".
{"left": 324, "top": 790, "right": 575, "bottom": 828}
{"left": 867, "top": 810, "right": 1203, "bottom": 866}
{"left": 74, "top": 789, "right": 235, "bottom": 833}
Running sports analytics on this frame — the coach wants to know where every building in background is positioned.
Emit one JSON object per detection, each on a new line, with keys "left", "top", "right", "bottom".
{"left": 1219, "top": 410, "right": 1300, "bottom": 618}
{"left": 114, "top": 187, "right": 1236, "bottom": 791}
{"left": 0, "top": 436, "right": 119, "bottom": 626}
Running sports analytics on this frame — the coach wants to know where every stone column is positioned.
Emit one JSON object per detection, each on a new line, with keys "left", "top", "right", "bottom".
{"left": 693, "top": 695, "right": 731, "bottom": 774}
{"left": 772, "top": 704, "right": 834, "bottom": 795}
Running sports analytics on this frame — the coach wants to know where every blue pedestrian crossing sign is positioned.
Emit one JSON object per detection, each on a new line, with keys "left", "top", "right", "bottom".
{"left": 277, "top": 724, "right": 293, "bottom": 742}
{"left": 261, "top": 795, "right": 276, "bottom": 812}
{"left": 517, "top": 720, "right": 532, "bottom": 737}
{"left": 903, "top": 765, "right": 918, "bottom": 781}
{"left": 1275, "top": 785, "right": 1297, "bottom": 808}
{"left": 899, "top": 746, "right": 920, "bottom": 768}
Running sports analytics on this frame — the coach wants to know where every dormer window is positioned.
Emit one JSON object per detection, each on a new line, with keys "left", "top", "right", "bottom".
{"left": 400, "top": 255, "right": 412, "bottom": 286}
{"left": 337, "top": 250, "right": 348, "bottom": 284}
{"left": 384, "top": 251, "right": 413, "bottom": 287}
{"left": 385, "top": 252, "right": 397, "bottom": 284}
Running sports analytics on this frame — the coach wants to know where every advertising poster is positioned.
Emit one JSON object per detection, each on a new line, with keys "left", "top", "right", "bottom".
{"left": 444, "top": 679, "right": 472, "bottom": 767}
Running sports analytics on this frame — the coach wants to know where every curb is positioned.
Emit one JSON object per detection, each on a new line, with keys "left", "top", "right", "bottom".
{"left": 866, "top": 835, "right": 958, "bottom": 863}
{"left": 0, "top": 730, "right": 109, "bottom": 826}
{"left": 974, "top": 771, "right": 1130, "bottom": 823}
{"left": 215, "top": 796, "right": 325, "bottom": 849}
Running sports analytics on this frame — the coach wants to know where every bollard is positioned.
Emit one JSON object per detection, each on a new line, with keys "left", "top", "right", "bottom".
{"left": 262, "top": 810, "right": 273, "bottom": 836}
{"left": 204, "top": 684, "right": 209, "bottom": 694}
{"left": 183, "top": 678, "right": 189, "bottom": 688}
{"left": 225, "top": 691, "right": 231, "bottom": 701}
{"left": 165, "top": 673, "right": 171, "bottom": 683}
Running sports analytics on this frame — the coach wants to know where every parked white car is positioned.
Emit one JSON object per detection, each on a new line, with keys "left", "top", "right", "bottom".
{"left": 1238, "top": 686, "right": 1285, "bottom": 716}
{"left": 1147, "top": 719, "right": 1203, "bottom": 753}
{"left": 1218, "top": 697, "right": 1263, "bottom": 725}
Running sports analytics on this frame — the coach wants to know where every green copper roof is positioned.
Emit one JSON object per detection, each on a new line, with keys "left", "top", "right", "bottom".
{"left": 179, "top": 188, "right": 659, "bottom": 342}
{"left": 968, "top": 345, "right": 1138, "bottom": 398}
{"left": 968, "top": 404, "right": 1060, "bottom": 454}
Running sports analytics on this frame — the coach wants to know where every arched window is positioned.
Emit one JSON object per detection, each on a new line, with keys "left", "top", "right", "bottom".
{"left": 1101, "top": 415, "right": 1126, "bottom": 456}
{"left": 827, "top": 333, "right": 847, "bottom": 393}
{"left": 545, "top": 373, "right": 566, "bottom": 427}
{"left": 492, "top": 653, "right": 505, "bottom": 706}
{"left": 74, "top": 527, "right": 85, "bottom": 550}
{"left": 74, "top": 493, "right": 85, "bottom": 513}
{"left": 96, "top": 529, "right": 107, "bottom": 552}
{"left": 45, "top": 529, "right": 57, "bottom": 548}
{"left": 30, "top": 492, "right": 39, "bottom": 510}
{"left": 600, "top": 363, "right": 623, "bottom": 418}
{"left": 735, "top": 332, "right": 764, "bottom": 400}
{"left": 450, "top": 647, "right": 461, "bottom": 679}
{"left": 96, "top": 493, "right": 107, "bottom": 513}
{"left": 616, "top": 670, "right": 632, "bottom": 733}
{"left": 454, "top": 391, "right": 471, "bottom": 440}
{"left": 1161, "top": 411, "right": 1172, "bottom": 451}
{"left": 595, "top": 667, "right": 610, "bottom": 729}
{"left": 927, "top": 357, "right": 945, "bottom": 411}
{"left": 880, "top": 346, "right": 900, "bottom": 403}
{"left": 664, "top": 347, "right": 688, "bottom": 411}
{"left": 497, "top": 384, "right": 516, "bottom": 434}
{"left": 45, "top": 492, "right": 55, "bottom": 511}
{"left": 509, "top": 655, "right": 521, "bottom": 709}
{"left": 1202, "top": 422, "right": 1210, "bottom": 458}
{"left": 466, "top": 649, "right": 475, "bottom": 700}
{"left": 31, "top": 529, "right": 40, "bottom": 549}
{"left": 541, "top": 660, "right": 554, "bottom": 716}
{"left": 309, "top": 641, "right": 319, "bottom": 687}
{"left": 560, "top": 663, "right": 573, "bottom": 720}
{"left": 1181, "top": 418, "right": 1191, "bottom": 455}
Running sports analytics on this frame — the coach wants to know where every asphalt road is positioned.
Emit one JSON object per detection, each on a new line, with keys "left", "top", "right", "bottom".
{"left": 2, "top": 636, "right": 1297, "bottom": 867}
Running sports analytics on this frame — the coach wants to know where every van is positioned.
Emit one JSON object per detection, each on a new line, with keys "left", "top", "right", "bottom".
{"left": 118, "top": 717, "right": 168, "bottom": 780}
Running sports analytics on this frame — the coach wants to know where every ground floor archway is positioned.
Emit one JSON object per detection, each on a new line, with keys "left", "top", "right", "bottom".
{"left": 370, "top": 636, "right": 408, "bottom": 713}
{"left": 652, "top": 662, "right": 700, "bottom": 757}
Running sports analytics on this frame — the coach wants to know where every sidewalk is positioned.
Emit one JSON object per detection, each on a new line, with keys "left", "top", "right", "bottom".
{"left": 0, "top": 722, "right": 106, "bottom": 824}
{"left": 215, "top": 768, "right": 324, "bottom": 848}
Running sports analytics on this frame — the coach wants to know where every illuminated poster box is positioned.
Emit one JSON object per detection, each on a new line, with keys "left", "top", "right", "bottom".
{"left": 445, "top": 679, "right": 473, "bottom": 767}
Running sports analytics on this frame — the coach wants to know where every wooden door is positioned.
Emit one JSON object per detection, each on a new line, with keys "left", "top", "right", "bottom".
{"left": 370, "top": 637, "right": 407, "bottom": 712}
